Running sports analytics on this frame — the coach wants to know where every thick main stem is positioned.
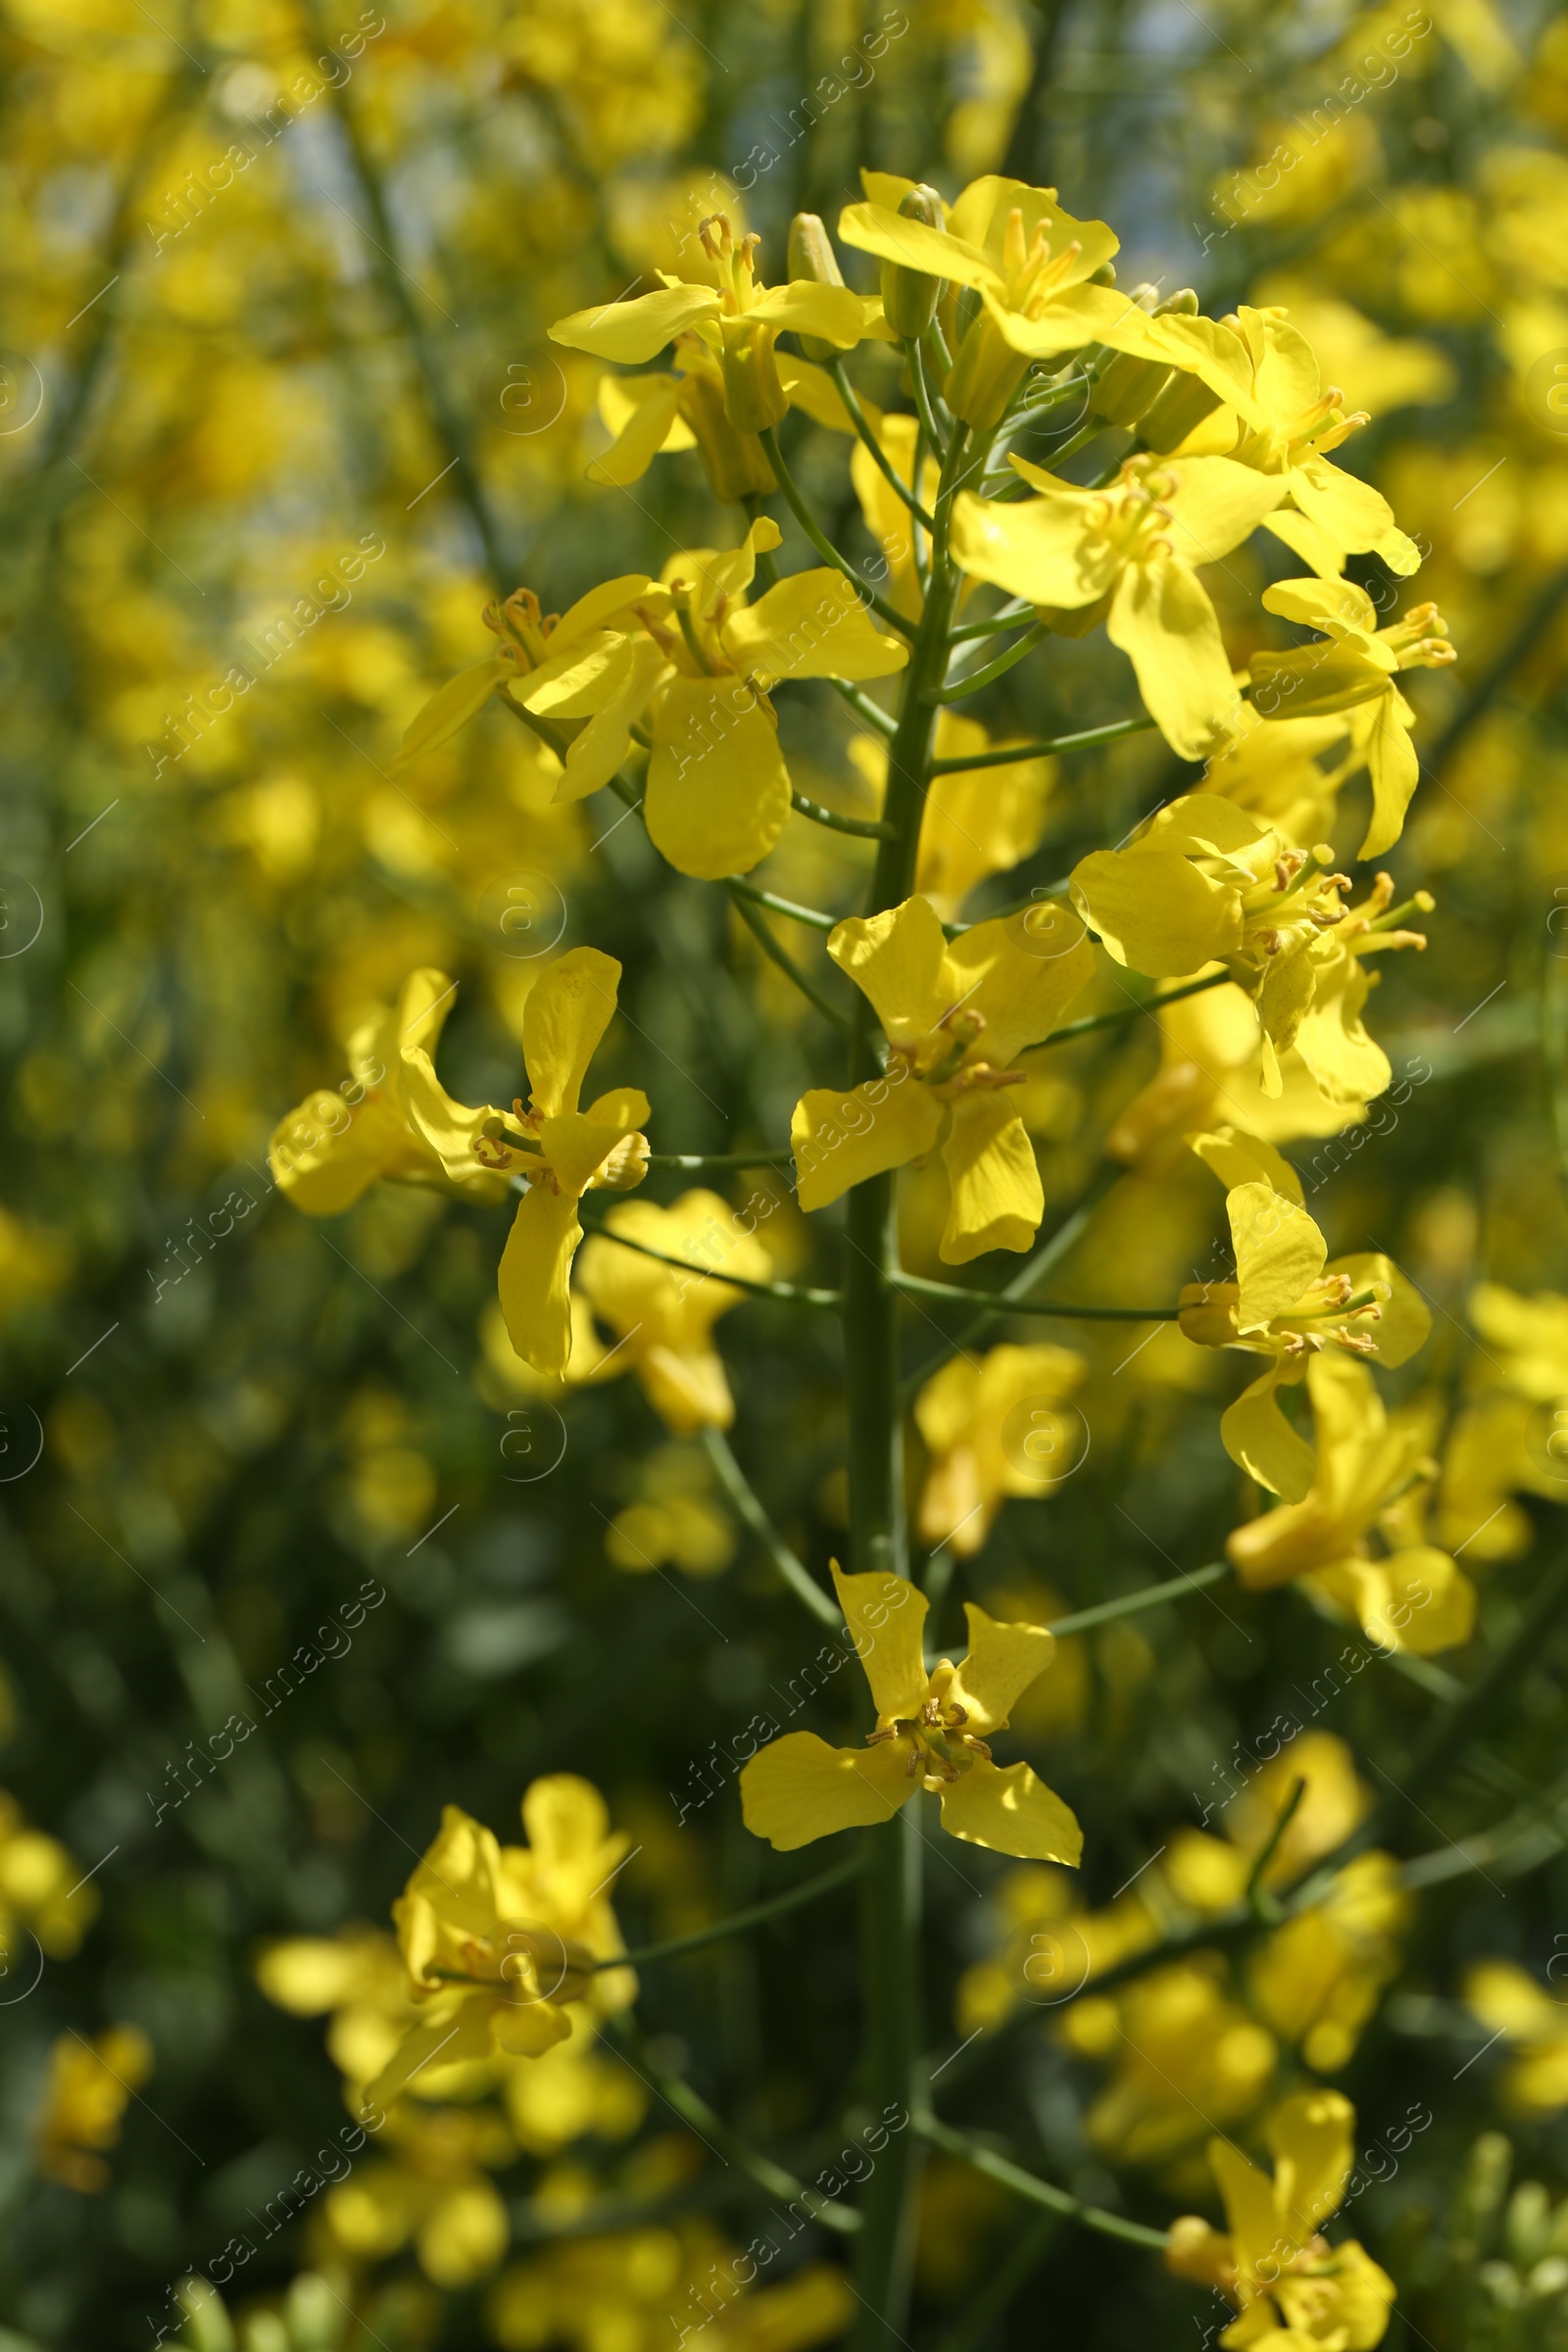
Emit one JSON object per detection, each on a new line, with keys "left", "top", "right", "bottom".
{"left": 844, "top": 418, "right": 975, "bottom": 2352}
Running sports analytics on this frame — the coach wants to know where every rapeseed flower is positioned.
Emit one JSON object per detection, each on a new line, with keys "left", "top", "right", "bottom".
{"left": 575, "top": 1189, "right": 770, "bottom": 1433}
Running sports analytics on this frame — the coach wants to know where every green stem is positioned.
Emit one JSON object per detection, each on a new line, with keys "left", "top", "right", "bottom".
{"left": 1029, "top": 970, "right": 1229, "bottom": 1050}
{"left": 571, "top": 1215, "right": 840, "bottom": 1309}
{"left": 1045, "top": 1560, "right": 1229, "bottom": 1639}
{"left": 832, "top": 680, "right": 899, "bottom": 736}
{"left": 916, "top": 2117, "right": 1169, "bottom": 2251}
{"left": 607, "top": 2014, "right": 860, "bottom": 2234}
{"left": 930, "top": 621, "right": 1048, "bottom": 704}
{"left": 701, "top": 1428, "right": 841, "bottom": 1630}
{"left": 600, "top": 1853, "right": 860, "bottom": 1970}
{"left": 950, "top": 601, "right": 1036, "bottom": 641}
{"left": 724, "top": 876, "right": 839, "bottom": 933}
{"left": 930, "top": 714, "right": 1156, "bottom": 772}
{"left": 758, "top": 427, "right": 917, "bottom": 640}
{"left": 906, "top": 338, "right": 951, "bottom": 460}
{"left": 728, "top": 885, "right": 852, "bottom": 1034}
{"left": 830, "top": 358, "right": 935, "bottom": 528}
{"left": 890, "top": 1271, "right": 1177, "bottom": 1321}
{"left": 791, "top": 788, "right": 894, "bottom": 840}
{"left": 644, "top": 1150, "right": 795, "bottom": 1171}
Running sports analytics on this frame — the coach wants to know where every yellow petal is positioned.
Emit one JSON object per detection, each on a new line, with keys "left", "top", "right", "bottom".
{"left": 524, "top": 948, "right": 621, "bottom": 1119}
{"left": 400, "top": 1052, "right": 513, "bottom": 1183}
{"left": 1190, "top": 1126, "right": 1305, "bottom": 1206}
{"left": 367, "top": 1990, "right": 501, "bottom": 2108}
{"left": 550, "top": 284, "right": 720, "bottom": 363}
{"left": 828, "top": 896, "right": 953, "bottom": 1042}
{"left": 777, "top": 353, "right": 879, "bottom": 434}
{"left": 1228, "top": 1182, "right": 1328, "bottom": 1330}
{"left": 1164, "top": 458, "right": 1288, "bottom": 564}
{"left": 1261, "top": 574, "right": 1381, "bottom": 641}
{"left": 1329, "top": 1250, "right": 1431, "bottom": 1365}
{"left": 952, "top": 482, "right": 1117, "bottom": 611}
{"left": 749, "top": 279, "right": 866, "bottom": 349}
{"left": 939, "top": 1093, "right": 1042, "bottom": 1263}
{"left": 398, "top": 967, "right": 463, "bottom": 1055}
{"left": 269, "top": 1090, "right": 414, "bottom": 1215}
{"left": 1210, "top": 2139, "right": 1287, "bottom": 2270}
{"left": 830, "top": 1561, "right": 930, "bottom": 1722}
{"left": 1358, "top": 685, "right": 1418, "bottom": 858}
{"left": 945, "top": 907, "right": 1096, "bottom": 1063}
{"left": 947, "top": 178, "right": 1118, "bottom": 282}
{"left": 541, "top": 1102, "right": 649, "bottom": 1200}
{"left": 1266, "top": 2087, "right": 1354, "bottom": 2240}
{"left": 1465, "top": 1959, "right": 1567, "bottom": 2042}
{"left": 555, "top": 639, "right": 672, "bottom": 805}
{"left": 985, "top": 281, "right": 1152, "bottom": 360}
{"left": 938, "top": 1758, "right": 1083, "bottom": 1863}
{"left": 1290, "top": 455, "right": 1398, "bottom": 559}
{"left": 490, "top": 1996, "right": 575, "bottom": 2058}
{"left": 791, "top": 1077, "right": 944, "bottom": 1211}
{"left": 1071, "top": 847, "right": 1242, "bottom": 977}
{"left": 722, "top": 570, "right": 908, "bottom": 685}
{"left": 739, "top": 1732, "right": 913, "bottom": 1850}
{"left": 393, "top": 656, "right": 514, "bottom": 778}
{"left": 1219, "top": 1362, "right": 1317, "bottom": 1503}
{"left": 587, "top": 374, "right": 686, "bottom": 486}
{"left": 498, "top": 1184, "right": 583, "bottom": 1378}
{"left": 645, "top": 677, "right": 792, "bottom": 880}
{"left": 1107, "top": 550, "right": 1241, "bottom": 760}
{"left": 946, "top": 1602, "right": 1056, "bottom": 1733}
{"left": 836, "top": 200, "right": 996, "bottom": 290}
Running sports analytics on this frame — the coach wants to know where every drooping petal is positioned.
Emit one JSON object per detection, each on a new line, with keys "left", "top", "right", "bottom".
{"left": 722, "top": 570, "right": 909, "bottom": 684}
{"left": 791, "top": 1077, "right": 944, "bottom": 1211}
{"left": 1220, "top": 1362, "right": 1317, "bottom": 1503}
{"left": 938, "top": 1758, "right": 1083, "bottom": 1863}
{"left": 827, "top": 896, "right": 952, "bottom": 1046}
{"left": 1210, "top": 2139, "right": 1291, "bottom": 2274}
{"left": 550, "top": 284, "right": 720, "bottom": 364}
{"left": 1190, "top": 1126, "right": 1305, "bottom": 1206}
{"left": 1358, "top": 685, "right": 1418, "bottom": 858}
{"left": 836, "top": 201, "right": 995, "bottom": 290}
{"left": 523, "top": 948, "right": 622, "bottom": 1119}
{"left": 739, "top": 1732, "right": 914, "bottom": 1850}
{"left": 554, "top": 639, "right": 673, "bottom": 805}
{"left": 498, "top": 1183, "right": 583, "bottom": 1378}
{"left": 939, "top": 1093, "right": 1042, "bottom": 1263}
{"left": 645, "top": 677, "right": 792, "bottom": 880}
{"left": 1107, "top": 550, "right": 1242, "bottom": 760}
{"left": 946, "top": 1602, "right": 1056, "bottom": 1733}
{"left": 830, "top": 1561, "right": 931, "bottom": 1722}
{"left": 393, "top": 656, "right": 515, "bottom": 778}
{"left": 1228, "top": 1182, "right": 1328, "bottom": 1331}
{"left": 401, "top": 1049, "right": 517, "bottom": 1184}
{"left": 1290, "top": 455, "right": 1400, "bottom": 561}
{"left": 269, "top": 1089, "right": 416, "bottom": 1215}
{"left": 587, "top": 374, "right": 688, "bottom": 486}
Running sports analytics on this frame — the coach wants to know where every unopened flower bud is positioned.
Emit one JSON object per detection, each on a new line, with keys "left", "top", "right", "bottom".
{"left": 1140, "top": 366, "right": 1226, "bottom": 453}
{"left": 881, "top": 183, "right": 946, "bottom": 340}
{"left": 788, "top": 212, "right": 846, "bottom": 362}
{"left": 677, "top": 372, "right": 776, "bottom": 504}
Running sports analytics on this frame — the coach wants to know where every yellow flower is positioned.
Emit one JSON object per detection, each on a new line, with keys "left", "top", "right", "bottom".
{"left": 1227, "top": 1352, "right": 1476, "bottom": 1656}
{"left": 1070, "top": 794, "right": 1431, "bottom": 1100}
{"left": 740, "top": 1564, "right": 1082, "bottom": 1863}
{"left": 256, "top": 1925, "right": 423, "bottom": 2102}
{"left": 1463, "top": 1962, "right": 1568, "bottom": 2112}
{"left": 1060, "top": 1959, "right": 1276, "bottom": 2167}
{"left": 323, "top": 2101, "right": 514, "bottom": 2287}
{"left": 837, "top": 172, "right": 1138, "bottom": 427}
{"left": 369, "top": 1777, "right": 636, "bottom": 2108}
{"left": 1252, "top": 578, "right": 1456, "bottom": 857}
{"left": 269, "top": 969, "right": 512, "bottom": 1216}
{"left": 490, "top": 2217, "right": 853, "bottom": 2352}
{"left": 589, "top": 340, "right": 872, "bottom": 502}
{"left": 575, "top": 1190, "right": 771, "bottom": 1433}
{"left": 1165, "top": 2088, "right": 1397, "bottom": 2350}
{"left": 790, "top": 896, "right": 1094, "bottom": 1264}
{"left": 1177, "top": 1128, "right": 1431, "bottom": 1497}
{"left": 953, "top": 455, "right": 1287, "bottom": 756}
{"left": 550, "top": 212, "right": 869, "bottom": 432}
{"left": 1467, "top": 1279, "right": 1568, "bottom": 1398}
{"left": 0, "top": 1788, "right": 97, "bottom": 1961}
{"left": 1250, "top": 1851, "right": 1410, "bottom": 2076}
{"left": 400, "top": 948, "right": 651, "bottom": 1378}
{"left": 914, "top": 1342, "right": 1086, "bottom": 1555}
{"left": 34, "top": 2025, "right": 153, "bottom": 2193}
{"left": 849, "top": 411, "right": 940, "bottom": 620}
{"left": 515, "top": 514, "right": 907, "bottom": 880}
{"left": 1146, "top": 300, "right": 1421, "bottom": 579}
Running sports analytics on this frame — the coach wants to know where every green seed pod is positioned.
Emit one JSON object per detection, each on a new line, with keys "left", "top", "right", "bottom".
{"left": 881, "top": 183, "right": 946, "bottom": 340}
{"left": 788, "top": 212, "right": 846, "bottom": 362}
{"left": 719, "top": 316, "right": 789, "bottom": 434}
{"left": 677, "top": 371, "right": 777, "bottom": 504}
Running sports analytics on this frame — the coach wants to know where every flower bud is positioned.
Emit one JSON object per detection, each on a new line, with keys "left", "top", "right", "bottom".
{"left": 1088, "top": 284, "right": 1167, "bottom": 427}
{"left": 1140, "top": 366, "right": 1225, "bottom": 454}
{"left": 677, "top": 372, "right": 777, "bottom": 504}
{"left": 788, "top": 212, "right": 847, "bottom": 362}
{"left": 720, "top": 316, "right": 789, "bottom": 433}
{"left": 881, "top": 183, "right": 946, "bottom": 340}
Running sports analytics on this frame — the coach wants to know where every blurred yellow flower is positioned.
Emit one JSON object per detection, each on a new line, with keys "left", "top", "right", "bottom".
{"left": 914, "top": 1341, "right": 1086, "bottom": 1555}
{"left": 34, "top": 2024, "right": 152, "bottom": 2192}
{"left": 576, "top": 1189, "right": 771, "bottom": 1433}
{"left": 1464, "top": 1962, "right": 1568, "bottom": 2111}
{"left": 0, "top": 1789, "right": 97, "bottom": 1961}
{"left": 741, "top": 1564, "right": 1082, "bottom": 1862}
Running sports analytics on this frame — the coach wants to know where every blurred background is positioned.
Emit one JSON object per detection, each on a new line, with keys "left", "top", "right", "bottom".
{"left": 3, "top": 0, "right": 1568, "bottom": 2345}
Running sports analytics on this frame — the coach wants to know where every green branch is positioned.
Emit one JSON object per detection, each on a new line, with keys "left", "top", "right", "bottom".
{"left": 644, "top": 1149, "right": 795, "bottom": 1171}
{"left": 575, "top": 1216, "right": 840, "bottom": 1309}
{"left": 1030, "top": 970, "right": 1230, "bottom": 1050}
{"left": 1046, "top": 1561, "right": 1229, "bottom": 1639}
{"left": 891, "top": 1270, "right": 1177, "bottom": 1321}
{"left": 930, "top": 714, "right": 1157, "bottom": 772}
{"left": 791, "top": 788, "right": 893, "bottom": 840}
{"left": 916, "top": 2117, "right": 1169, "bottom": 2251}
{"left": 728, "top": 884, "right": 852, "bottom": 1034}
{"left": 832, "top": 679, "right": 899, "bottom": 736}
{"left": 830, "top": 359, "right": 934, "bottom": 528}
{"left": 758, "top": 427, "right": 917, "bottom": 640}
{"left": 724, "top": 875, "right": 839, "bottom": 933}
{"left": 599, "top": 1853, "right": 860, "bottom": 1970}
{"left": 929, "top": 621, "right": 1049, "bottom": 705}
{"left": 702, "top": 1427, "right": 843, "bottom": 1630}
